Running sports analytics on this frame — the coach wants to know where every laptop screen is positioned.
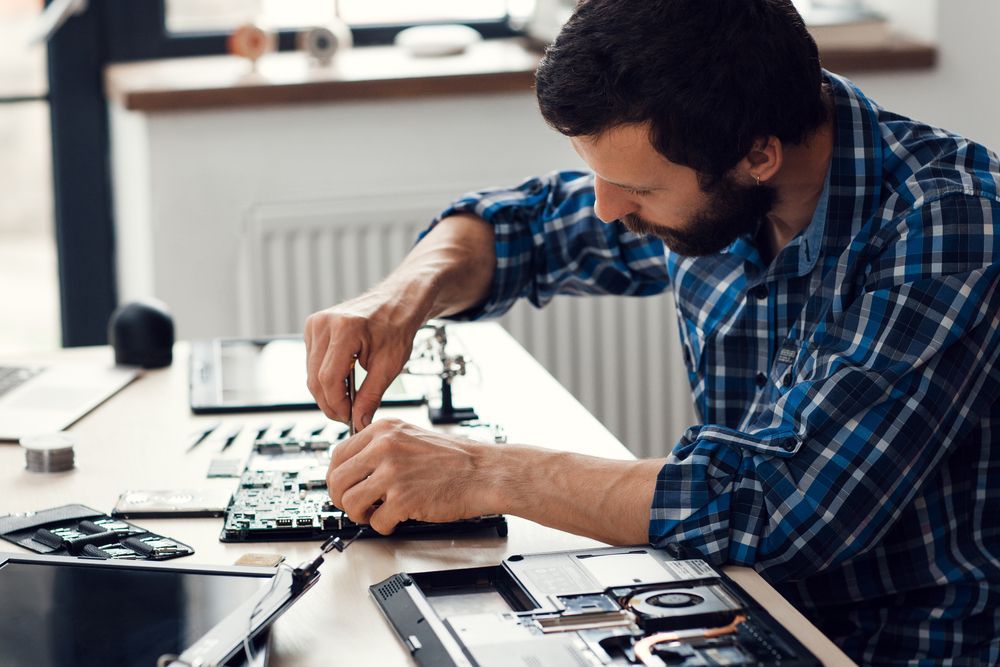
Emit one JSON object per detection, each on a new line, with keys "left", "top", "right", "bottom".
{"left": 190, "top": 336, "right": 425, "bottom": 413}
{"left": 219, "top": 338, "right": 313, "bottom": 405}
{"left": 0, "top": 559, "right": 268, "bottom": 667}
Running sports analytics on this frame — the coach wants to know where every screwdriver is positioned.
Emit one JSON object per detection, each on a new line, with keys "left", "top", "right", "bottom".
{"left": 347, "top": 355, "right": 357, "bottom": 436}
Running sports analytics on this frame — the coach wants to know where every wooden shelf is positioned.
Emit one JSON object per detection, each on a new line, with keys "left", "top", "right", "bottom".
{"left": 105, "top": 36, "right": 937, "bottom": 113}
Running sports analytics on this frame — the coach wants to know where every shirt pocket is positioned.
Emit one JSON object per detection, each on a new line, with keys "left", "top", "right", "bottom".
{"left": 770, "top": 339, "right": 806, "bottom": 392}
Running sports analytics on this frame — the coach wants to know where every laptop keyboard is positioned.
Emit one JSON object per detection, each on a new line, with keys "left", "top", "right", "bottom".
{"left": 0, "top": 366, "right": 44, "bottom": 399}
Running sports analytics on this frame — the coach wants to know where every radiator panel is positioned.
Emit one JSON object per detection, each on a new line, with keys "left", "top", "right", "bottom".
{"left": 241, "top": 198, "right": 696, "bottom": 457}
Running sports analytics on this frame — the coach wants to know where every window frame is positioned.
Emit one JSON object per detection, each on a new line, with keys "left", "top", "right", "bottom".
{"left": 47, "top": 0, "right": 522, "bottom": 346}
{"left": 109, "top": 1, "right": 521, "bottom": 57}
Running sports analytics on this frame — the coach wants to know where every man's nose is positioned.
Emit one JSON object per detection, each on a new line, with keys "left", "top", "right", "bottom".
{"left": 593, "top": 177, "right": 638, "bottom": 223}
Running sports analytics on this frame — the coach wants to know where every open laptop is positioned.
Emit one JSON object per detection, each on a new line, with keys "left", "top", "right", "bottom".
{"left": 0, "top": 362, "right": 138, "bottom": 441}
{"left": 189, "top": 336, "right": 425, "bottom": 414}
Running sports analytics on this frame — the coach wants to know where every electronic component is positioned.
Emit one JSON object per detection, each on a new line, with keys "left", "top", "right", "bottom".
{"left": 623, "top": 584, "right": 743, "bottom": 631}
{"left": 207, "top": 457, "right": 244, "bottom": 478}
{"left": 0, "top": 504, "right": 194, "bottom": 561}
{"left": 220, "top": 426, "right": 508, "bottom": 542}
{"left": 0, "top": 551, "right": 312, "bottom": 667}
{"left": 112, "top": 489, "right": 233, "bottom": 518}
{"left": 632, "top": 613, "right": 750, "bottom": 666}
{"left": 234, "top": 553, "right": 285, "bottom": 567}
{"left": 371, "top": 546, "right": 821, "bottom": 667}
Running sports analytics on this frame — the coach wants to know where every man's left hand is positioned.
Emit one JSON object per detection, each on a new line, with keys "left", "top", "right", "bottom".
{"left": 326, "top": 418, "right": 499, "bottom": 535}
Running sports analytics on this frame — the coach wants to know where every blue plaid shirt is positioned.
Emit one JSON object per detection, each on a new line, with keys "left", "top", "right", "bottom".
{"left": 429, "top": 72, "right": 1000, "bottom": 665}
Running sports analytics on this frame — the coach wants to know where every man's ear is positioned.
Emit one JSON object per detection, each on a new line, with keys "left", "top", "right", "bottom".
{"left": 743, "top": 136, "right": 782, "bottom": 185}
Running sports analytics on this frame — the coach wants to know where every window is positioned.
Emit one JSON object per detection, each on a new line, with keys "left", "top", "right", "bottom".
{"left": 0, "top": 0, "right": 59, "bottom": 352}
{"left": 165, "top": 0, "right": 536, "bottom": 36}
{"left": 47, "top": 0, "right": 539, "bottom": 346}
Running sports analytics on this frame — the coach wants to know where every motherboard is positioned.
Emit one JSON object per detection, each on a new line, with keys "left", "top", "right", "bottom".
{"left": 220, "top": 424, "right": 508, "bottom": 542}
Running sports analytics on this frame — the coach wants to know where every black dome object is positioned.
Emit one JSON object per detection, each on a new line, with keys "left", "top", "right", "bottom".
{"left": 108, "top": 300, "right": 175, "bottom": 368}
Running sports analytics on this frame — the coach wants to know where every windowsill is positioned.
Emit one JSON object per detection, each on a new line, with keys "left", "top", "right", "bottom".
{"left": 105, "top": 36, "right": 937, "bottom": 113}
{"left": 104, "top": 38, "right": 540, "bottom": 112}
{"left": 818, "top": 35, "right": 937, "bottom": 72}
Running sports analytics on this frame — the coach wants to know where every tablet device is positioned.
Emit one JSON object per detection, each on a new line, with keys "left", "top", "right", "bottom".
{"left": 0, "top": 551, "right": 317, "bottom": 667}
{"left": 189, "top": 336, "right": 426, "bottom": 414}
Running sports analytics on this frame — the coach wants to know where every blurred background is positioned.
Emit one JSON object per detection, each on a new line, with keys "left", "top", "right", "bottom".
{"left": 0, "top": 0, "right": 55, "bottom": 353}
{"left": 1, "top": 0, "right": 996, "bottom": 455}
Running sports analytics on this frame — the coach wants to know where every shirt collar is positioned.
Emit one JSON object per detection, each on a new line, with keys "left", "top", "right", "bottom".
{"left": 737, "top": 70, "right": 884, "bottom": 284}
{"left": 737, "top": 167, "right": 829, "bottom": 285}
{"left": 817, "top": 70, "right": 885, "bottom": 256}
{"left": 798, "top": 166, "right": 830, "bottom": 271}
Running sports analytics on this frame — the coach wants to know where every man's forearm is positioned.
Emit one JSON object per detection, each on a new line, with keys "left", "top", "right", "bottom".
{"left": 479, "top": 444, "right": 665, "bottom": 545}
{"left": 380, "top": 214, "right": 496, "bottom": 325}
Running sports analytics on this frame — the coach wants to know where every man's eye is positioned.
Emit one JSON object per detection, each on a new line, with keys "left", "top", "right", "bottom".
{"left": 624, "top": 187, "right": 650, "bottom": 196}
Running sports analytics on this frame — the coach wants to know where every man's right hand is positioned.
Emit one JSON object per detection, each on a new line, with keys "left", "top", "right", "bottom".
{"left": 304, "top": 213, "right": 496, "bottom": 431}
{"left": 304, "top": 287, "right": 426, "bottom": 431}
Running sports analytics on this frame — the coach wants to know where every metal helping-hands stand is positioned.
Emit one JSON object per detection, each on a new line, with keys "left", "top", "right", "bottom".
{"left": 408, "top": 323, "right": 478, "bottom": 425}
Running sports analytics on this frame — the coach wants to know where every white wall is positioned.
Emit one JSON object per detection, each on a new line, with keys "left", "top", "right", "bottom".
{"left": 848, "top": 0, "right": 1000, "bottom": 152}
{"left": 111, "top": 92, "right": 585, "bottom": 340}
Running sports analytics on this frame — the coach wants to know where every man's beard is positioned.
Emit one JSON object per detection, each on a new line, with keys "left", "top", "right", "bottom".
{"left": 622, "top": 174, "right": 777, "bottom": 257}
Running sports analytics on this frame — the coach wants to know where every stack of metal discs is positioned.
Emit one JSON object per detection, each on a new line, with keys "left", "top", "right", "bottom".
{"left": 20, "top": 432, "right": 77, "bottom": 473}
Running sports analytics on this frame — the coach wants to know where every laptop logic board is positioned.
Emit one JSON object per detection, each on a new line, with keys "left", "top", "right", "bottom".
{"left": 220, "top": 423, "right": 508, "bottom": 542}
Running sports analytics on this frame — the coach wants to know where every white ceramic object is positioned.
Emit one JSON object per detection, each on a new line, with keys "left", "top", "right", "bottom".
{"left": 394, "top": 24, "right": 483, "bottom": 57}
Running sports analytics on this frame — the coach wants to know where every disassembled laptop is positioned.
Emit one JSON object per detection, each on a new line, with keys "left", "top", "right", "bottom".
{"left": 221, "top": 323, "right": 508, "bottom": 542}
{"left": 219, "top": 419, "right": 508, "bottom": 542}
{"left": 373, "top": 545, "right": 822, "bottom": 667}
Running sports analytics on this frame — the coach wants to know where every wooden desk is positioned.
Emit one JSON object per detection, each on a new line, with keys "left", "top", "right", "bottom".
{"left": 0, "top": 323, "right": 853, "bottom": 666}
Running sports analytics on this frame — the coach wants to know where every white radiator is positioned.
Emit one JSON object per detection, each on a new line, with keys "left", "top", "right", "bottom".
{"left": 240, "top": 195, "right": 696, "bottom": 457}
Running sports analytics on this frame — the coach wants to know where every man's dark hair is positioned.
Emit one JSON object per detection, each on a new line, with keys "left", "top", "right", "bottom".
{"left": 535, "top": 0, "right": 828, "bottom": 183}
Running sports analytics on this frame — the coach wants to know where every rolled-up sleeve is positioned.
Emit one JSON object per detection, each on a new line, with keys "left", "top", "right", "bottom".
{"left": 421, "top": 170, "right": 670, "bottom": 320}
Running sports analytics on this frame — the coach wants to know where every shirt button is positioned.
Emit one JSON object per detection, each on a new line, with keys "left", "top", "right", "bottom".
{"left": 755, "top": 372, "right": 767, "bottom": 387}
{"left": 782, "top": 373, "right": 793, "bottom": 387}
{"left": 750, "top": 285, "right": 768, "bottom": 300}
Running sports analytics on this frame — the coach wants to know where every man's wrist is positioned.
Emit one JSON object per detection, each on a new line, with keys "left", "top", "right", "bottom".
{"left": 471, "top": 443, "right": 565, "bottom": 518}
{"left": 402, "top": 214, "right": 495, "bottom": 320}
{"left": 471, "top": 442, "right": 524, "bottom": 517}
{"left": 374, "top": 266, "right": 441, "bottom": 332}
{"left": 468, "top": 442, "right": 664, "bottom": 545}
